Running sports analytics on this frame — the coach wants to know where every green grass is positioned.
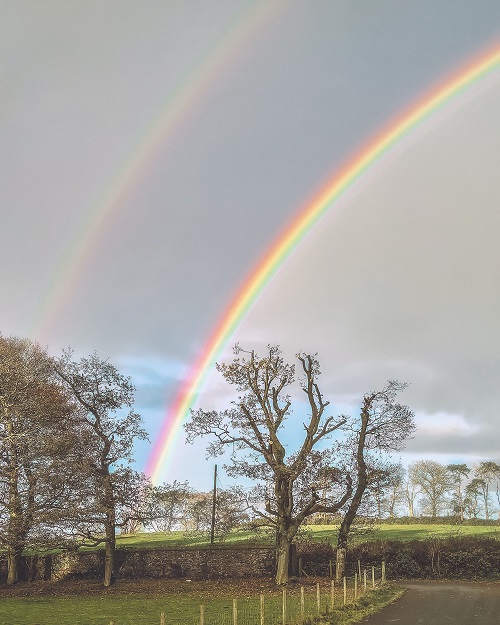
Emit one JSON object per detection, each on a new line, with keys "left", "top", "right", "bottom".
{"left": 0, "top": 581, "right": 403, "bottom": 625}
{"left": 0, "top": 595, "right": 202, "bottom": 625}
{"left": 308, "top": 523, "right": 500, "bottom": 544}
{"left": 114, "top": 523, "right": 500, "bottom": 551}
{"left": 115, "top": 528, "right": 272, "bottom": 550}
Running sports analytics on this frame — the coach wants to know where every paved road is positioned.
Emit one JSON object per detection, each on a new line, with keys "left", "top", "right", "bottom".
{"left": 360, "top": 581, "right": 500, "bottom": 625}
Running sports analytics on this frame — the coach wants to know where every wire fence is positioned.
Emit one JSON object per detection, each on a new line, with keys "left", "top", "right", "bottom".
{"left": 107, "top": 562, "right": 386, "bottom": 625}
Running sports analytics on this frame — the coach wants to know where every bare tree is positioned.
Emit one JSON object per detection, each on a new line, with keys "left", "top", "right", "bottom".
{"left": 55, "top": 351, "right": 149, "bottom": 587}
{"left": 0, "top": 336, "right": 79, "bottom": 584}
{"left": 404, "top": 466, "right": 420, "bottom": 517}
{"left": 474, "top": 462, "right": 500, "bottom": 520}
{"left": 148, "top": 481, "right": 194, "bottom": 532}
{"left": 181, "top": 486, "right": 252, "bottom": 540}
{"left": 410, "top": 460, "right": 451, "bottom": 518}
{"left": 464, "top": 478, "right": 484, "bottom": 518}
{"left": 447, "top": 463, "right": 470, "bottom": 521}
{"left": 186, "top": 346, "right": 352, "bottom": 583}
{"left": 335, "top": 383, "right": 415, "bottom": 578}
{"left": 376, "top": 463, "right": 405, "bottom": 519}
{"left": 185, "top": 345, "right": 414, "bottom": 584}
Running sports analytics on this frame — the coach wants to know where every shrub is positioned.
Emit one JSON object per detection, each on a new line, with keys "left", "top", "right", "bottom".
{"left": 350, "top": 536, "right": 500, "bottom": 580}
{"left": 386, "top": 551, "right": 423, "bottom": 578}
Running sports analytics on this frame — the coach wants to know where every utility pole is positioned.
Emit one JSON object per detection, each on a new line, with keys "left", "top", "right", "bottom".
{"left": 210, "top": 464, "right": 217, "bottom": 544}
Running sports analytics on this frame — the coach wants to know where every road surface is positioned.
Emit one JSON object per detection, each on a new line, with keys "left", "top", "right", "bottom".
{"left": 361, "top": 581, "right": 500, "bottom": 625}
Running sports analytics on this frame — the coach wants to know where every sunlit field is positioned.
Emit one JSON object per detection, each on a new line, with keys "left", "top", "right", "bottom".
{"left": 115, "top": 523, "right": 500, "bottom": 550}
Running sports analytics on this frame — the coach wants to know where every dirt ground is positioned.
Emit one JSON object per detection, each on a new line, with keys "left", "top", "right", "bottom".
{"left": 360, "top": 580, "right": 500, "bottom": 625}
{"left": 0, "top": 576, "right": 311, "bottom": 599}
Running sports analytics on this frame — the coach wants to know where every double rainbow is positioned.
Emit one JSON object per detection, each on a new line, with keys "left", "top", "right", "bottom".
{"left": 146, "top": 44, "right": 500, "bottom": 483}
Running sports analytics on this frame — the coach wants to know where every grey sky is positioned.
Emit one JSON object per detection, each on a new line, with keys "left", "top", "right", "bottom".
{"left": 1, "top": 1, "right": 500, "bottom": 488}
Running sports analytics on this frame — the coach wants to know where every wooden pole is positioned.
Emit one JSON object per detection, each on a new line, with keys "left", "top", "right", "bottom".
{"left": 199, "top": 605, "right": 204, "bottom": 625}
{"left": 160, "top": 612, "right": 165, "bottom": 625}
{"left": 233, "top": 598, "right": 237, "bottom": 625}
{"left": 260, "top": 593, "right": 264, "bottom": 625}
{"left": 343, "top": 577, "right": 347, "bottom": 605}
{"left": 382, "top": 560, "right": 386, "bottom": 584}
{"left": 210, "top": 464, "right": 217, "bottom": 544}
{"left": 372, "top": 566, "right": 375, "bottom": 589}
{"left": 330, "top": 580, "right": 335, "bottom": 610}
{"left": 300, "top": 586, "right": 305, "bottom": 619}
{"left": 363, "top": 568, "right": 367, "bottom": 593}
{"left": 358, "top": 559, "right": 361, "bottom": 579}
{"left": 354, "top": 572, "right": 358, "bottom": 600}
{"left": 316, "top": 581, "right": 321, "bottom": 615}
{"left": 282, "top": 588, "right": 287, "bottom": 625}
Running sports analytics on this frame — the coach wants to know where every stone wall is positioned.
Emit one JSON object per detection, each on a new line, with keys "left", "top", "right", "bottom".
{"left": 0, "top": 547, "right": 276, "bottom": 583}
{"left": 114, "top": 547, "right": 276, "bottom": 580}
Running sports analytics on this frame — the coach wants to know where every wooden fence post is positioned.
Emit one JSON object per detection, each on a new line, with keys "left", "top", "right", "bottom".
{"left": 363, "top": 568, "right": 367, "bottom": 593}
{"left": 382, "top": 560, "right": 386, "bottom": 584}
{"left": 354, "top": 572, "right": 358, "bottom": 600}
{"left": 260, "top": 593, "right": 264, "bottom": 625}
{"left": 160, "top": 611, "right": 165, "bottom": 625}
{"left": 343, "top": 577, "right": 347, "bottom": 605}
{"left": 282, "top": 588, "right": 287, "bottom": 625}
{"left": 233, "top": 598, "right": 237, "bottom": 625}
{"left": 316, "top": 581, "right": 321, "bottom": 615}
{"left": 300, "top": 586, "right": 305, "bottom": 620}
{"left": 330, "top": 580, "right": 335, "bottom": 610}
{"left": 200, "top": 605, "right": 204, "bottom": 625}
{"left": 372, "top": 566, "right": 375, "bottom": 589}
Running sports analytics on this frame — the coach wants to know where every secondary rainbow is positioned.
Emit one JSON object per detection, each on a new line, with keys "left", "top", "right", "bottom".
{"left": 32, "top": 0, "right": 284, "bottom": 341}
{"left": 147, "top": 44, "right": 500, "bottom": 484}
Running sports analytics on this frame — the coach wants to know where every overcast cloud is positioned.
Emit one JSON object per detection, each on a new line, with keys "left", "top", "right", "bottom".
{"left": 1, "top": 1, "right": 500, "bottom": 488}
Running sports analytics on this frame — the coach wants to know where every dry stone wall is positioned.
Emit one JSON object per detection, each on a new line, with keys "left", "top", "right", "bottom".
{"left": 0, "top": 547, "right": 276, "bottom": 583}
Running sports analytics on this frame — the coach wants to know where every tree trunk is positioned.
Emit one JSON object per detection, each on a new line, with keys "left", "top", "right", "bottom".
{"left": 102, "top": 465, "right": 117, "bottom": 587}
{"left": 275, "top": 535, "right": 291, "bottom": 585}
{"left": 103, "top": 525, "right": 116, "bottom": 587}
{"left": 335, "top": 403, "right": 369, "bottom": 580}
{"left": 103, "top": 471, "right": 116, "bottom": 587}
{"left": 7, "top": 546, "right": 22, "bottom": 585}
{"left": 335, "top": 547, "right": 346, "bottom": 581}
{"left": 484, "top": 493, "right": 490, "bottom": 520}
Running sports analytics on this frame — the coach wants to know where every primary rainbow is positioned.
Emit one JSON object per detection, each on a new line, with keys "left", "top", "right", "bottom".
{"left": 147, "top": 44, "right": 500, "bottom": 484}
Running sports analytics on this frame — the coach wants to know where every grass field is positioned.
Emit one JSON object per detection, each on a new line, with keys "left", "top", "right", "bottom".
{"left": 115, "top": 523, "right": 500, "bottom": 550}
{"left": 310, "top": 523, "right": 500, "bottom": 543}
{"left": 0, "top": 578, "right": 403, "bottom": 625}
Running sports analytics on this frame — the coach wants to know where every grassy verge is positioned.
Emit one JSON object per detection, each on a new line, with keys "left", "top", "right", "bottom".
{"left": 318, "top": 583, "right": 405, "bottom": 625}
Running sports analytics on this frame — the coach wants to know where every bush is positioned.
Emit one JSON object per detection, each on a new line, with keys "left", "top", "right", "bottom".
{"left": 349, "top": 536, "right": 500, "bottom": 580}
{"left": 386, "top": 551, "right": 423, "bottom": 578}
